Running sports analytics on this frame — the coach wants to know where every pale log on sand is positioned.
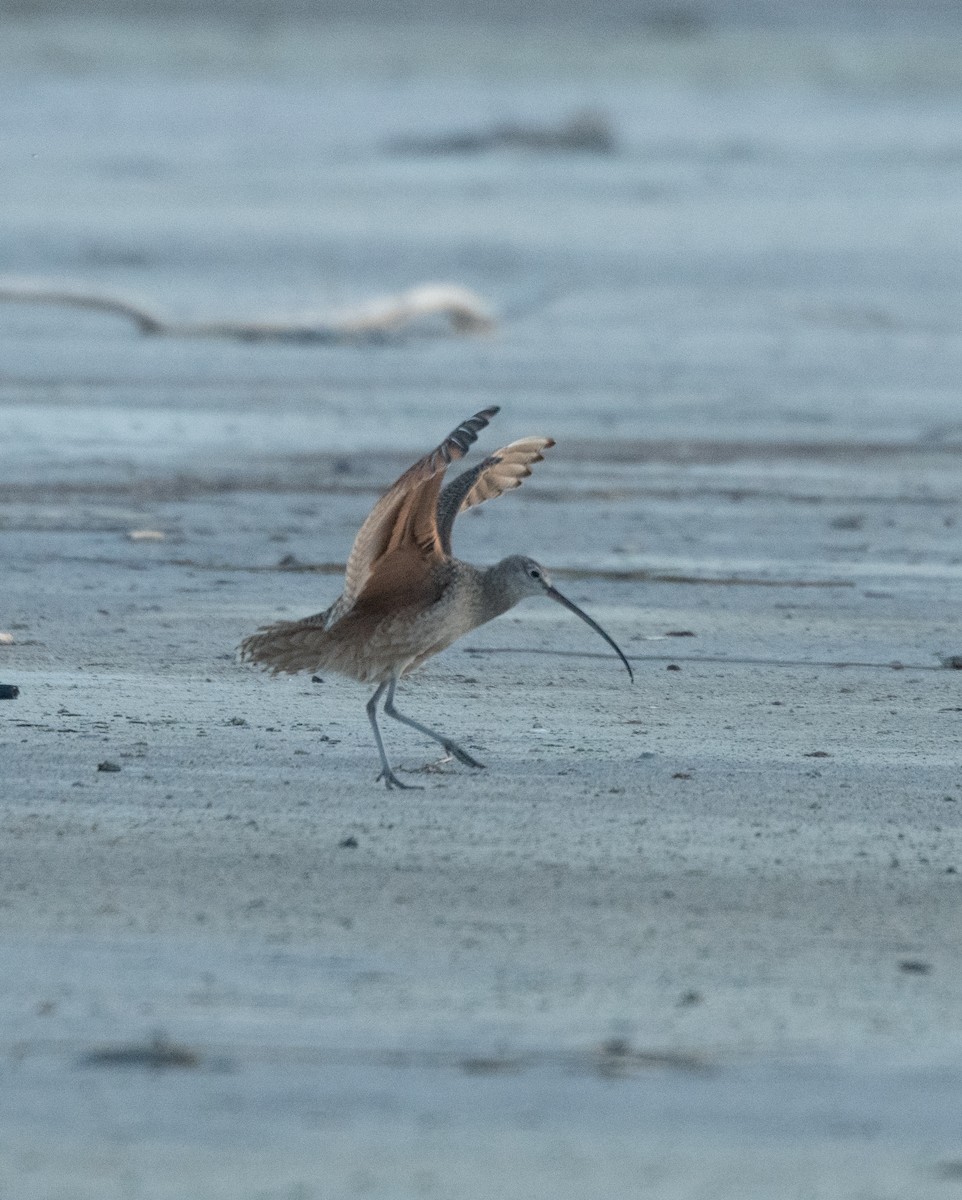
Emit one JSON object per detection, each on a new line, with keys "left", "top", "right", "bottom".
{"left": 0, "top": 279, "right": 496, "bottom": 342}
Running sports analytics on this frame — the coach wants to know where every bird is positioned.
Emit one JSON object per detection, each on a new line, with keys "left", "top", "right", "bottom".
{"left": 240, "top": 406, "right": 632, "bottom": 789}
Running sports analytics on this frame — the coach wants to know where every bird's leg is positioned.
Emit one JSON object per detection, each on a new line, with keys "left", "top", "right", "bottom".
{"left": 366, "top": 682, "right": 422, "bottom": 790}
{"left": 383, "top": 679, "right": 485, "bottom": 770}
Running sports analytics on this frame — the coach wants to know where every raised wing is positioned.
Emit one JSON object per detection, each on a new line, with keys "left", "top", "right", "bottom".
{"left": 323, "top": 407, "right": 498, "bottom": 629}
{"left": 436, "top": 436, "right": 554, "bottom": 555}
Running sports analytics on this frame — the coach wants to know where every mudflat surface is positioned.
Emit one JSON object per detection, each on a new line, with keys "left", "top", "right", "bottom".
{"left": 2, "top": 8, "right": 962, "bottom": 1198}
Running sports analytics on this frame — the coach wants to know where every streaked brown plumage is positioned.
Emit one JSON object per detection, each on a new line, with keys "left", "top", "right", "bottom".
{"left": 240, "top": 407, "right": 632, "bottom": 788}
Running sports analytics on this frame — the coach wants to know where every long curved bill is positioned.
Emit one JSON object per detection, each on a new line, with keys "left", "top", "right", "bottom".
{"left": 545, "top": 586, "right": 634, "bottom": 681}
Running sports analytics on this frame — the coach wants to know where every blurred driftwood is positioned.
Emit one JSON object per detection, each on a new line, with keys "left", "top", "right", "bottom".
{"left": 388, "top": 108, "right": 616, "bottom": 156}
{"left": 0, "top": 280, "right": 496, "bottom": 342}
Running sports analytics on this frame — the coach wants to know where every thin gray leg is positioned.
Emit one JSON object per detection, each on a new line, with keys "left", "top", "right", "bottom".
{"left": 383, "top": 678, "right": 485, "bottom": 770}
{"left": 366, "top": 682, "right": 422, "bottom": 790}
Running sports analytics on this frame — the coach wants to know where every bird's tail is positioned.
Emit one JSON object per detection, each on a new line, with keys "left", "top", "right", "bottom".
{"left": 238, "top": 614, "right": 331, "bottom": 676}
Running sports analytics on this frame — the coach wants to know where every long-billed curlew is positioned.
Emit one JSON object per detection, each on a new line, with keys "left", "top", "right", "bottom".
{"left": 240, "top": 407, "right": 632, "bottom": 788}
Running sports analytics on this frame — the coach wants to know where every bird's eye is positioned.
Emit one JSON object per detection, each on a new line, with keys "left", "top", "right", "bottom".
{"left": 528, "top": 567, "right": 541, "bottom": 579}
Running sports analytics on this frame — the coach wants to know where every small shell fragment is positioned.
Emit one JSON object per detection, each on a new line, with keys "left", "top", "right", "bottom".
{"left": 127, "top": 529, "right": 166, "bottom": 542}
{"left": 0, "top": 632, "right": 13, "bottom": 645}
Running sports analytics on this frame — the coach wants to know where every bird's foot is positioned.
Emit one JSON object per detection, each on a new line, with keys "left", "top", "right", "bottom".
{"left": 377, "top": 769, "right": 424, "bottom": 791}
{"left": 444, "top": 741, "right": 486, "bottom": 770}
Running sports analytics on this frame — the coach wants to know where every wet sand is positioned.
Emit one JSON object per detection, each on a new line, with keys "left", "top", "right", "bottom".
{"left": 2, "top": 8, "right": 962, "bottom": 1197}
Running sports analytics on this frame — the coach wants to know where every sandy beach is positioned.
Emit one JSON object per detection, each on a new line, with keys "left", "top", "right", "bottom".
{"left": 2, "top": 4, "right": 962, "bottom": 1196}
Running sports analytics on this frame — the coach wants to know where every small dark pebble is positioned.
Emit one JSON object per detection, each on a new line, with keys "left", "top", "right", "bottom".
{"left": 0, "top": 684, "right": 19, "bottom": 699}
{"left": 227, "top": 716, "right": 247, "bottom": 726}
{"left": 97, "top": 761, "right": 121, "bottom": 773}
{"left": 898, "top": 959, "right": 932, "bottom": 975}
{"left": 804, "top": 750, "right": 831, "bottom": 758}
{"left": 339, "top": 835, "right": 359, "bottom": 849}
{"left": 665, "top": 630, "right": 696, "bottom": 637}
{"left": 672, "top": 771, "right": 692, "bottom": 780}
{"left": 666, "top": 664, "right": 681, "bottom": 671}
{"left": 80, "top": 1035, "right": 200, "bottom": 1069}
{"left": 311, "top": 675, "right": 324, "bottom": 684}
{"left": 940, "top": 655, "right": 962, "bottom": 670}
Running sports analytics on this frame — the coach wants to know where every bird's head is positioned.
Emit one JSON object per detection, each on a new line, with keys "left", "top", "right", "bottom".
{"left": 495, "top": 555, "right": 556, "bottom": 602}
{"left": 491, "top": 556, "right": 633, "bottom": 680}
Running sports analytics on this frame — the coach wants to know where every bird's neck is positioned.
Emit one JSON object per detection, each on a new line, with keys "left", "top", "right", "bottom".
{"left": 477, "top": 562, "right": 519, "bottom": 624}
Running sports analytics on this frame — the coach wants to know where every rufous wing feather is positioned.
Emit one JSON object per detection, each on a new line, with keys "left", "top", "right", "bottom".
{"left": 323, "top": 407, "right": 499, "bottom": 630}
